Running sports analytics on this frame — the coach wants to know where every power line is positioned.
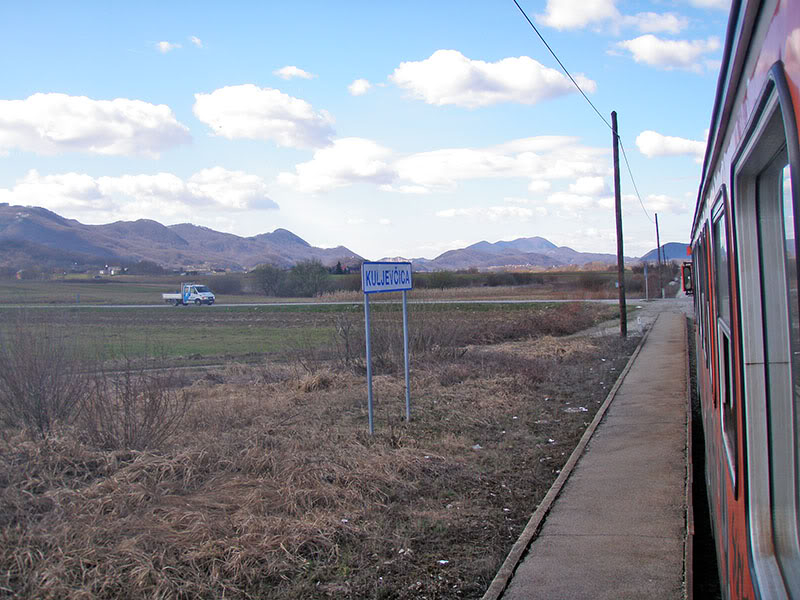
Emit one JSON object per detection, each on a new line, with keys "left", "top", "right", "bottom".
{"left": 511, "top": 0, "right": 611, "bottom": 130}
{"left": 619, "top": 142, "right": 653, "bottom": 223}
{"left": 511, "top": 0, "right": 653, "bottom": 223}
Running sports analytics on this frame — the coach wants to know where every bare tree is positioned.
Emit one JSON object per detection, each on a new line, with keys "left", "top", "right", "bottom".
{"left": 251, "top": 264, "right": 286, "bottom": 296}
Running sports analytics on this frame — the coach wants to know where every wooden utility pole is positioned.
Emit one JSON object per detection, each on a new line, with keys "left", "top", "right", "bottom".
{"left": 655, "top": 213, "right": 663, "bottom": 298}
{"left": 612, "top": 111, "right": 627, "bottom": 338}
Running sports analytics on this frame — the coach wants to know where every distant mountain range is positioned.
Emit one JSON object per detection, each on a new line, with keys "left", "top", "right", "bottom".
{"left": 0, "top": 204, "right": 361, "bottom": 271}
{"left": 0, "top": 203, "right": 687, "bottom": 272}
{"left": 404, "top": 237, "right": 626, "bottom": 271}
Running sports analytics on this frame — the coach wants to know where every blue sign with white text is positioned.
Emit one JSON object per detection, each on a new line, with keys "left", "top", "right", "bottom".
{"left": 362, "top": 261, "right": 413, "bottom": 294}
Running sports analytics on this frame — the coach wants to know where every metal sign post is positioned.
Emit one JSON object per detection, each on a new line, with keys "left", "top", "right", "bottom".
{"left": 402, "top": 289, "right": 410, "bottom": 421}
{"left": 361, "top": 261, "right": 413, "bottom": 434}
{"left": 363, "top": 292, "right": 374, "bottom": 434}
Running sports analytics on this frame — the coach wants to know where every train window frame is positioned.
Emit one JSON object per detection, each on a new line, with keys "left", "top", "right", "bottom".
{"left": 697, "top": 226, "right": 712, "bottom": 372}
{"left": 712, "top": 196, "right": 737, "bottom": 488}
{"left": 703, "top": 226, "right": 713, "bottom": 372}
{"left": 732, "top": 61, "right": 800, "bottom": 597}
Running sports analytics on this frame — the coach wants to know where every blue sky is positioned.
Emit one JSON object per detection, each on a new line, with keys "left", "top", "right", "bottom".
{"left": 0, "top": 0, "right": 729, "bottom": 260}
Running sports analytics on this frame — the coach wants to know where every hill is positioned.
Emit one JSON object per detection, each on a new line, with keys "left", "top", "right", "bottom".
{"left": 0, "top": 203, "right": 362, "bottom": 271}
{"left": 408, "top": 236, "right": 623, "bottom": 271}
{"left": 639, "top": 242, "right": 691, "bottom": 262}
{"left": 0, "top": 203, "right": 689, "bottom": 272}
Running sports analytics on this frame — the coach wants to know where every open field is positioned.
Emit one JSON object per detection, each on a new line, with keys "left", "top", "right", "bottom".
{"left": 0, "top": 271, "right": 681, "bottom": 306}
{"left": 0, "top": 279, "right": 268, "bottom": 306}
{"left": 0, "top": 301, "right": 640, "bottom": 599}
{"left": 0, "top": 302, "right": 625, "bottom": 365}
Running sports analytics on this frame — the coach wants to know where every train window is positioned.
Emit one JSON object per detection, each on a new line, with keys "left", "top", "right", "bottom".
{"left": 713, "top": 211, "right": 732, "bottom": 327}
{"left": 733, "top": 69, "right": 800, "bottom": 595}
{"left": 756, "top": 149, "right": 800, "bottom": 592}
{"left": 697, "top": 229, "right": 711, "bottom": 370}
{"left": 712, "top": 204, "right": 737, "bottom": 481}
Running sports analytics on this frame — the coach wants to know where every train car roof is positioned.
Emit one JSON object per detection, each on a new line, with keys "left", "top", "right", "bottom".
{"left": 692, "top": 0, "right": 758, "bottom": 239}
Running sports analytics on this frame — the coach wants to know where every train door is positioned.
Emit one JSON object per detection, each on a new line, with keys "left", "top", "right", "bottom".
{"left": 733, "top": 66, "right": 800, "bottom": 597}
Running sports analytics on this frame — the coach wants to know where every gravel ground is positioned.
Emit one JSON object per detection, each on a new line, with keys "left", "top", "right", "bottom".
{"left": 579, "top": 295, "right": 693, "bottom": 338}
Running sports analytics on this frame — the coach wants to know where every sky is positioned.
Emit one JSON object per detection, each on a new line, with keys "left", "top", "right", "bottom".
{"left": 0, "top": 0, "right": 730, "bottom": 260}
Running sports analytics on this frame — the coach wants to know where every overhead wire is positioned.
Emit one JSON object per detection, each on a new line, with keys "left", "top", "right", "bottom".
{"left": 511, "top": 0, "right": 654, "bottom": 223}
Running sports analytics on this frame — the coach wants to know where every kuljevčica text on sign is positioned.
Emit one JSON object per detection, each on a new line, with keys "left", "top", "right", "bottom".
{"left": 363, "top": 266, "right": 411, "bottom": 288}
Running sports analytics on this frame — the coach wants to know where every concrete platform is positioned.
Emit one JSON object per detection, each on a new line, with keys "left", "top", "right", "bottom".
{"left": 490, "top": 307, "right": 689, "bottom": 600}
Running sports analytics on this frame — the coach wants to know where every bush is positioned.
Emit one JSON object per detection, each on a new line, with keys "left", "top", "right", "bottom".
{"left": 0, "top": 314, "right": 89, "bottom": 438}
{"left": 210, "top": 274, "right": 244, "bottom": 295}
{"left": 287, "top": 260, "right": 330, "bottom": 297}
{"left": 127, "top": 260, "right": 166, "bottom": 275}
{"left": 81, "top": 358, "right": 190, "bottom": 450}
{"left": 577, "top": 272, "right": 607, "bottom": 291}
{"left": 251, "top": 264, "right": 287, "bottom": 296}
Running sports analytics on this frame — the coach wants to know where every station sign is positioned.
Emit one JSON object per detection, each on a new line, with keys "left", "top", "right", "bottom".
{"left": 361, "top": 261, "right": 412, "bottom": 294}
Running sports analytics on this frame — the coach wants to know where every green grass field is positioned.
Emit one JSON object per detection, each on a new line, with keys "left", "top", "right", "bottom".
{"left": 0, "top": 279, "right": 269, "bottom": 305}
{"left": 0, "top": 269, "right": 677, "bottom": 306}
{"left": 0, "top": 301, "right": 623, "bottom": 364}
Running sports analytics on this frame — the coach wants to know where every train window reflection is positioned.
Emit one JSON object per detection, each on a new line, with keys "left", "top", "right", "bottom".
{"left": 756, "top": 148, "right": 800, "bottom": 591}
{"left": 782, "top": 164, "right": 799, "bottom": 393}
{"left": 713, "top": 206, "right": 736, "bottom": 481}
{"left": 714, "top": 213, "right": 731, "bottom": 326}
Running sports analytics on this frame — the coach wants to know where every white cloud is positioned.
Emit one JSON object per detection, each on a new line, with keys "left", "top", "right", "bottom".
{"left": 395, "top": 136, "right": 609, "bottom": 190}
{"left": 616, "top": 35, "right": 721, "bottom": 72}
{"left": 0, "top": 168, "right": 277, "bottom": 222}
{"left": 187, "top": 167, "right": 278, "bottom": 210}
{"left": 0, "top": 93, "right": 191, "bottom": 158}
{"left": 546, "top": 192, "right": 598, "bottom": 210}
{"left": 379, "top": 218, "right": 391, "bottom": 225}
{"left": 621, "top": 12, "right": 688, "bottom": 34}
{"left": 277, "top": 137, "right": 394, "bottom": 193}
{"left": 274, "top": 66, "right": 316, "bottom": 80}
{"left": 642, "top": 193, "right": 690, "bottom": 214}
{"left": 156, "top": 41, "right": 181, "bottom": 53}
{"left": 278, "top": 134, "right": 609, "bottom": 196}
{"left": 436, "top": 206, "right": 536, "bottom": 220}
{"left": 538, "top": 0, "right": 687, "bottom": 34}
{"left": 687, "top": 0, "right": 730, "bottom": 8}
{"left": 390, "top": 49, "right": 596, "bottom": 108}
{"left": 636, "top": 130, "right": 705, "bottom": 161}
{"left": 193, "top": 84, "right": 334, "bottom": 149}
{"left": 538, "top": 0, "right": 618, "bottom": 30}
{"left": 527, "top": 180, "right": 552, "bottom": 194}
{"left": 379, "top": 184, "right": 430, "bottom": 194}
{"left": 348, "top": 78, "right": 372, "bottom": 96}
{"left": 189, "top": 36, "right": 203, "bottom": 48}
{"left": 569, "top": 176, "right": 608, "bottom": 195}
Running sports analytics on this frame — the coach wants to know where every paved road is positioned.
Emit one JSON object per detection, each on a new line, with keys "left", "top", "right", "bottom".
{"left": 0, "top": 298, "right": 624, "bottom": 309}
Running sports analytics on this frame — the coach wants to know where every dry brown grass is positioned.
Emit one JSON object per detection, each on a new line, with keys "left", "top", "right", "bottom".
{"left": 0, "top": 303, "right": 639, "bottom": 599}
{"left": 318, "top": 284, "right": 619, "bottom": 304}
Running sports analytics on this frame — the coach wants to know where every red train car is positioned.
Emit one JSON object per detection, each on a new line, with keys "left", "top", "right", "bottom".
{"left": 691, "top": 0, "right": 800, "bottom": 597}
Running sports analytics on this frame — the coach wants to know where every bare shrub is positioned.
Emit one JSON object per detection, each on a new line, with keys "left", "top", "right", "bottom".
{"left": 524, "top": 302, "right": 604, "bottom": 336}
{"left": 332, "top": 308, "right": 363, "bottom": 369}
{"left": 0, "top": 312, "right": 89, "bottom": 438}
{"left": 298, "top": 370, "right": 334, "bottom": 392}
{"left": 329, "top": 303, "right": 613, "bottom": 377}
{"left": 80, "top": 358, "right": 191, "bottom": 450}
